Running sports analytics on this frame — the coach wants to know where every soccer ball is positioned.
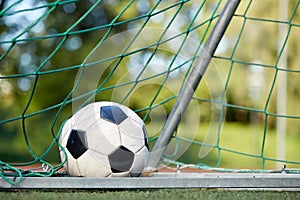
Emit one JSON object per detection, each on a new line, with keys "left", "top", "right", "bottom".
{"left": 59, "top": 101, "right": 149, "bottom": 177}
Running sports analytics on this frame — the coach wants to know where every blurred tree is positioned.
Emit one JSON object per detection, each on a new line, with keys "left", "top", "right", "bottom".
{"left": 0, "top": 0, "right": 300, "bottom": 163}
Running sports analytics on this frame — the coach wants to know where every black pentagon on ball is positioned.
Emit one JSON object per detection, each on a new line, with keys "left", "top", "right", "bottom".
{"left": 100, "top": 105, "right": 127, "bottom": 125}
{"left": 108, "top": 145, "right": 134, "bottom": 173}
{"left": 66, "top": 129, "right": 88, "bottom": 159}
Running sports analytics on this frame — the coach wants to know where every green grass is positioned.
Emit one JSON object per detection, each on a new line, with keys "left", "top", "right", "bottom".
{"left": 219, "top": 123, "right": 300, "bottom": 169}
{"left": 0, "top": 189, "right": 299, "bottom": 200}
{"left": 169, "top": 122, "right": 300, "bottom": 169}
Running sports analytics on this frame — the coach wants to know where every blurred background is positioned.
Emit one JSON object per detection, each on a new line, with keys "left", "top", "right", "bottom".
{"left": 0, "top": 0, "right": 299, "bottom": 170}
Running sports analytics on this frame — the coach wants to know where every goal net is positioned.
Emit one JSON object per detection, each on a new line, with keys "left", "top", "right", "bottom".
{"left": 0, "top": 0, "right": 300, "bottom": 184}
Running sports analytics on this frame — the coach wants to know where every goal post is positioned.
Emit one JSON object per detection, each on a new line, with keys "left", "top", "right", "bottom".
{"left": 145, "top": 0, "right": 241, "bottom": 172}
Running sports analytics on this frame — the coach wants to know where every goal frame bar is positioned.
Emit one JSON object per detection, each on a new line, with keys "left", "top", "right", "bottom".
{"left": 1, "top": 173, "right": 300, "bottom": 191}
{"left": 145, "top": 0, "right": 241, "bottom": 171}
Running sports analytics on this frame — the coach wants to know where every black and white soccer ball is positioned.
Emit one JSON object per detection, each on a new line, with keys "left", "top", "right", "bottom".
{"left": 59, "top": 101, "right": 149, "bottom": 177}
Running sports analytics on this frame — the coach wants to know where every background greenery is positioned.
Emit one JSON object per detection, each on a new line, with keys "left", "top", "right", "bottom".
{"left": 0, "top": 0, "right": 299, "bottom": 170}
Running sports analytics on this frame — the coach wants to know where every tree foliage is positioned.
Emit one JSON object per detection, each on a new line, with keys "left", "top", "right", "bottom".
{"left": 0, "top": 0, "right": 300, "bottom": 163}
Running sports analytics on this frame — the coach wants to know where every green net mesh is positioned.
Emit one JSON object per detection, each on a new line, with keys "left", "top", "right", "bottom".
{"left": 1, "top": 0, "right": 300, "bottom": 184}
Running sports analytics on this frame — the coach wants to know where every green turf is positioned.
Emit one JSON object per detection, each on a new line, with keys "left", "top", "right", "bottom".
{"left": 0, "top": 189, "right": 299, "bottom": 200}
{"left": 173, "top": 122, "right": 300, "bottom": 169}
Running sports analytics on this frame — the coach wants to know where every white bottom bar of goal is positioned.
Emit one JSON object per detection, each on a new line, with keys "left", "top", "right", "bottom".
{"left": 1, "top": 173, "right": 300, "bottom": 190}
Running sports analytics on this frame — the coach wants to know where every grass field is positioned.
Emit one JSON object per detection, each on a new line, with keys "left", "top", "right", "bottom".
{"left": 172, "top": 122, "right": 300, "bottom": 169}
{"left": 0, "top": 189, "right": 299, "bottom": 200}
